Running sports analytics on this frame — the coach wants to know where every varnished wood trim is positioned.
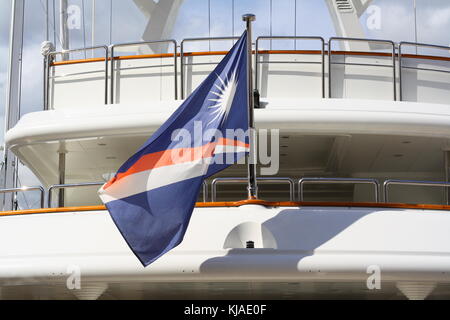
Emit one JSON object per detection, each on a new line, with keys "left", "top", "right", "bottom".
{"left": 51, "top": 57, "right": 107, "bottom": 66}
{"left": 50, "top": 49, "right": 450, "bottom": 67}
{"left": 0, "top": 205, "right": 106, "bottom": 216}
{"left": 401, "top": 53, "right": 450, "bottom": 62}
{"left": 2, "top": 200, "right": 450, "bottom": 217}
{"left": 257, "top": 50, "right": 324, "bottom": 55}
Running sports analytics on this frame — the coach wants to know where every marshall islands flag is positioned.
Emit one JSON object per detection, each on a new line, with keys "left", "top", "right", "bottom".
{"left": 99, "top": 32, "right": 250, "bottom": 266}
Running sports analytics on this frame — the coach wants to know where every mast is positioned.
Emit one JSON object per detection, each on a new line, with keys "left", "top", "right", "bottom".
{"left": 59, "top": 0, "right": 69, "bottom": 60}
{"left": 2, "top": 0, "right": 25, "bottom": 210}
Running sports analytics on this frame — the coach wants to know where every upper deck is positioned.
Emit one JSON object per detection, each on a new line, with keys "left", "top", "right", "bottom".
{"left": 44, "top": 36, "right": 450, "bottom": 109}
{"left": 3, "top": 35, "right": 450, "bottom": 209}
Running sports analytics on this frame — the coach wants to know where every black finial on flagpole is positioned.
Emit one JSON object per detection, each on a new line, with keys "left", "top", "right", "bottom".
{"left": 242, "top": 14, "right": 258, "bottom": 200}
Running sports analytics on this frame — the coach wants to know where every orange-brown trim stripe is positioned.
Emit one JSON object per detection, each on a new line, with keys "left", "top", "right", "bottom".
{"left": 50, "top": 57, "right": 107, "bottom": 66}
{"left": 50, "top": 49, "right": 450, "bottom": 66}
{"left": 2, "top": 200, "right": 450, "bottom": 217}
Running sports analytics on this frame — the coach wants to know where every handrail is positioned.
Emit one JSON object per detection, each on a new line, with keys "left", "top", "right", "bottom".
{"left": 48, "top": 182, "right": 104, "bottom": 208}
{"left": 211, "top": 177, "right": 295, "bottom": 202}
{"left": 9, "top": 178, "right": 450, "bottom": 210}
{"left": 298, "top": 177, "right": 380, "bottom": 203}
{"left": 45, "top": 45, "right": 109, "bottom": 109}
{"left": 328, "top": 37, "right": 397, "bottom": 101}
{"left": 398, "top": 41, "right": 450, "bottom": 101}
{"left": 47, "top": 181, "right": 208, "bottom": 208}
{"left": 180, "top": 36, "right": 240, "bottom": 99}
{"left": 0, "top": 186, "right": 45, "bottom": 209}
{"left": 110, "top": 39, "right": 178, "bottom": 103}
{"left": 255, "top": 36, "right": 326, "bottom": 98}
{"left": 43, "top": 36, "right": 450, "bottom": 109}
{"left": 383, "top": 179, "right": 450, "bottom": 203}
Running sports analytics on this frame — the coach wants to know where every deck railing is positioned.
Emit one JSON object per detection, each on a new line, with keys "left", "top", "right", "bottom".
{"left": 7, "top": 178, "right": 450, "bottom": 210}
{"left": 45, "top": 181, "right": 208, "bottom": 208}
{"left": 255, "top": 36, "right": 326, "bottom": 98}
{"left": 298, "top": 177, "right": 380, "bottom": 202}
{"left": 211, "top": 177, "right": 295, "bottom": 202}
{"left": 110, "top": 39, "right": 178, "bottom": 102}
{"left": 180, "top": 36, "right": 240, "bottom": 99}
{"left": 328, "top": 37, "right": 397, "bottom": 100}
{"left": 0, "top": 186, "right": 45, "bottom": 209}
{"left": 398, "top": 42, "right": 450, "bottom": 102}
{"left": 43, "top": 36, "right": 450, "bottom": 109}
{"left": 45, "top": 45, "right": 109, "bottom": 109}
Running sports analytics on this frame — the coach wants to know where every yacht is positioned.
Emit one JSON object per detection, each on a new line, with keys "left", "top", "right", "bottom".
{"left": 1, "top": 0, "right": 450, "bottom": 299}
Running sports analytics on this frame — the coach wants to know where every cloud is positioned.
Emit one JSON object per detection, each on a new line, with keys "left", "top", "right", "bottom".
{"left": 428, "top": 6, "right": 450, "bottom": 28}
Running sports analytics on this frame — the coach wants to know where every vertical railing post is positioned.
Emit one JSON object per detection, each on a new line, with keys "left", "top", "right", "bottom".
{"left": 398, "top": 42, "right": 403, "bottom": 101}
{"left": 58, "top": 150, "right": 66, "bottom": 207}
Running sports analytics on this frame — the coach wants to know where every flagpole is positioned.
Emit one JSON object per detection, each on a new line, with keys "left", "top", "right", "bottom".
{"left": 242, "top": 14, "right": 258, "bottom": 200}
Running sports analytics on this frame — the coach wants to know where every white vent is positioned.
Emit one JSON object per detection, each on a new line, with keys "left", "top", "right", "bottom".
{"left": 335, "top": 0, "right": 354, "bottom": 12}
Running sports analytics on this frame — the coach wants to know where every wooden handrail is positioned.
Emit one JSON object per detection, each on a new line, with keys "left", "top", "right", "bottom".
{"left": 49, "top": 49, "right": 450, "bottom": 67}
{"left": 2, "top": 200, "right": 450, "bottom": 217}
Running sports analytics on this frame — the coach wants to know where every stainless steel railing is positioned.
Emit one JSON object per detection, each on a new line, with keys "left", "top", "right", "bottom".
{"left": 180, "top": 36, "right": 240, "bottom": 99}
{"left": 110, "top": 39, "right": 178, "bottom": 103}
{"left": 211, "top": 177, "right": 295, "bottom": 202}
{"left": 383, "top": 179, "right": 450, "bottom": 203}
{"left": 0, "top": 186, "right": 45, "bottom": 209}
{"left": 45, "top": 45, "right": 109, "bottom": 109}
{"left": 298, "top": 177, "right": 380, "bottom": 203}
{"left": 7, "top": 177, "right": 450, "bottom": 210}
{"left": 255, "top": 36, "right": 326, "bottom": 98}
{"left": 47, "top": 182, "right": 105, "bottom": 208}
{"left": 46, "top": 181, "right": 209, "bottom": 208}
{"left": 43, "top": 37, "right": 450, "bottom": 108}
{"left": 328, "top": 37, "right": 397, "bottom": 100}
{"left": 398, "top": 42, "right": 450, "bottom": 101}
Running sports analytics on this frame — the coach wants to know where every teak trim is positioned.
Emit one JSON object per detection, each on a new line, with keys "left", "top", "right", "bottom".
{"left": 2, "top": 200, "right": 450, "bottom": 217}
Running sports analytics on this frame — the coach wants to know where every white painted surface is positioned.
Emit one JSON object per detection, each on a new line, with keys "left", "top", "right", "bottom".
{"left": 8, "top": 99, "right": 450, "bottom": 147}
{"left": 1, "top": 205, "right": 450, "bottom": 286}
{"left": 48, "top": 53, "right": 450, "bottom": 109}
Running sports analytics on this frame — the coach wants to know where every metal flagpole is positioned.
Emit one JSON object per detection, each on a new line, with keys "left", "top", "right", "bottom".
{"left": 242, "top": 14, "right": 258, "bottom": 200}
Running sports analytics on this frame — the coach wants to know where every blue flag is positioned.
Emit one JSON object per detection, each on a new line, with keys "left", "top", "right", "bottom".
{"left": 99, "top": 32, "right": 249, "bottom": 266}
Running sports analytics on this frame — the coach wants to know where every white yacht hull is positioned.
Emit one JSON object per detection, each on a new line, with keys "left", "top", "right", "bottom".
{"left": 1, "top": 204, "right": 450, "bottom": 299}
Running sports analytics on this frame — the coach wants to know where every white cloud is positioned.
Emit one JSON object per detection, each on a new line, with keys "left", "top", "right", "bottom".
{"left": 428, "top": 6, "right": 450, "bottom": 28}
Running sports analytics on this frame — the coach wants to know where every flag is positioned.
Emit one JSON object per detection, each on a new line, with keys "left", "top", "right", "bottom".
{"left": 99, "top": 31, "right": 250, "bottom": 266}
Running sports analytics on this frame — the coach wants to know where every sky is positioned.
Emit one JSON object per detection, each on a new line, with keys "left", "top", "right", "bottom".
{"left": 0, "top": 0, "right": 449, "bottom": 205}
